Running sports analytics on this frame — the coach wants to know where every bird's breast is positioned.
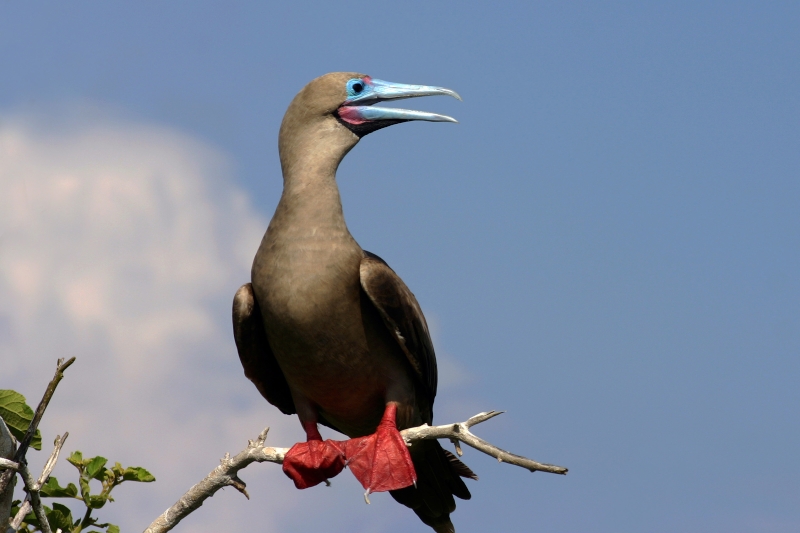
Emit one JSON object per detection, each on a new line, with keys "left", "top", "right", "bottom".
{"left": 251, "top": 225, "right": 375, "bottom": 386}
{"left": 249, "top": 190, "right": 414, "bottom": 427}
{"left": 254, "top": 226, "right": 362, "bottom": 322}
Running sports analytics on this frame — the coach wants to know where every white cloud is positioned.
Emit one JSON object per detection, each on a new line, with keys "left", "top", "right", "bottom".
{"left": 0, "top": 110, "right": 312, "bottom": 532}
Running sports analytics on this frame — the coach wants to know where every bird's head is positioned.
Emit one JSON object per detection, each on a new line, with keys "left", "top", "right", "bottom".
{"left": 279, "top": 72, "right": 460, "bottom": 171}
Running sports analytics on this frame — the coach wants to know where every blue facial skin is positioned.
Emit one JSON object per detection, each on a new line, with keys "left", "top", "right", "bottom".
{"left": 346, "top": 78, "right": 368, "bottom": 98}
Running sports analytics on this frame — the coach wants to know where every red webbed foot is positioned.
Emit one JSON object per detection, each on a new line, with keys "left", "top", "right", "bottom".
{"left": 282, "top": 423, "right": 346, "bottom": 489}
{"left": 342, "top": 404, "right": 417, "bottom": 496}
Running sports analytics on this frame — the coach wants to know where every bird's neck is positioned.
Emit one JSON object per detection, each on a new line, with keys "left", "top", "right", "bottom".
{"left": 273, "top": 117, "right": 359, "bottom": 236}
{"left": 257, "top": 118, "right": 363, "bottom": 316}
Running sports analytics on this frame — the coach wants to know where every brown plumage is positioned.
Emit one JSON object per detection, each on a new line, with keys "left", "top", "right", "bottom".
{"left": 232, "top": 72, "right": 473, "bottom": 531}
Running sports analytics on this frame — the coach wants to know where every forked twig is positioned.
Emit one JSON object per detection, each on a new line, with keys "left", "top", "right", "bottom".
{"left": 402, "top": 411, "right": 568, "bottom": 475}
{"left": 0, "top": 357, "right": 75, "bottom": 494}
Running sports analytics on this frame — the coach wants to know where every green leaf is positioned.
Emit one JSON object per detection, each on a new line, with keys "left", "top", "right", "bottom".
{"left": 0, "top": 389, "right": 43, "bottom": 450}
{"left": 68, "top": 450, "right": 85, "bottom": 467}
{"left": 22, "top": 512, "right": 41, "bottom": 528}
{"left": 9, "top": 500, "right": 25, "bottom": 520}
{"left": 122, "top": 466, "right": 156, "bottom": 482}
{"left": 46, "top": 502, "right": 75, "bottom": 531}
{"left": 111, "top": 462, "right": 125, "bottom": 478}
{"left": 40, "top": 476, "right": 79, "bottom": 498}
{"left": 107, "top": 525, "right": 121, "bottom": 533}
{"left": 86, "top": 494, "right": 109, "bottom": 509}
{"left": 10, "top": 500, "right": 40, "bottom": 529}
{"left": 80, "top": 476, "right": 92, "bottom": 500}
{"left": 85, "top": 456, "right": 108, "bottom": 480}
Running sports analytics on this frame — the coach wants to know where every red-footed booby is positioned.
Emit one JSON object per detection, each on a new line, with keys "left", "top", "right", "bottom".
{"left": 233, "top": 72, "right": 474, "bottom": 532}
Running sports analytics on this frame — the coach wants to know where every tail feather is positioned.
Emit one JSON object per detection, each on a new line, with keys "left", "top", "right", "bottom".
{"left": 390, "top": 440, "right": 476, "bottom": 532}
{"left": 443, "top": 449, "right": 478, "bottom": 481}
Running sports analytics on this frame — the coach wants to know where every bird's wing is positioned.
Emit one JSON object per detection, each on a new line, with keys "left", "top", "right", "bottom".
{"left": 360, "top": 251, "right": 438, "bottom": 412}
{"left": 232, "top": 283, "right": 296, "bottom": 415}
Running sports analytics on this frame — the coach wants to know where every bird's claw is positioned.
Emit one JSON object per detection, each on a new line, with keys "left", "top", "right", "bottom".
{"left": 282, "top": 439, "right": 346, "bottom": 489}
{"left": 342, "top": 404, "right": 417, "bottom": 493}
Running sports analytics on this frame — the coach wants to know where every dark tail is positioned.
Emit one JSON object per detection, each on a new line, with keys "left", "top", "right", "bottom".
{"left": 390, "top": 440, "right": 477, "bottom": 532}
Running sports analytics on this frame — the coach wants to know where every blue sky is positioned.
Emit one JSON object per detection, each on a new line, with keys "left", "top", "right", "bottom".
{"left": 1, "top": 2, "right": 798, "bottom": 532}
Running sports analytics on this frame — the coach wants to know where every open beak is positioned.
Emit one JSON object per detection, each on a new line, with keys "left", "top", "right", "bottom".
{"left": 338, "top": 77, "right": 461, "bottom": 128}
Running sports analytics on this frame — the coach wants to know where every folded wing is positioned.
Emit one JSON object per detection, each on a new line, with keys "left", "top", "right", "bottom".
{"left": 232, "top": 283, "right": 296, "bottom": 415}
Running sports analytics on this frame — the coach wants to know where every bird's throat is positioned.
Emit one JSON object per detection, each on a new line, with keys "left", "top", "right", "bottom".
{"left": 254, "top": 140, "right": 362, "bottom": 332}
{"left": 278, "top": 114, "right": 359, "bottom": 188}
{"left": 273, "top": 115, "right": 359, "bottom": 253}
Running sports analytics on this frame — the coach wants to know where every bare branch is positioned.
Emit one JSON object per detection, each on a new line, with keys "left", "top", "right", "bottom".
{"left": 402, "top": 411, "right": 568, "bottom": 475}
{"left": 8, "top": 499, "right": 32, "bottom": 532}
{"left": 144, "top": 428, "right": 284, "bottom": 533}
{"left": 36, "top": 432, "right": 69, "bottom": 488}
{"left": 19, "top": 464, "right": 53, "bottom": 533}
{"left": 144, "top": 412, "right": 567, "bottom": 533}
{"left": 0, "top": 458, "right": 18, "bottom": 471}
{"left": 7, "top": 434, "right": 68, "bottom": 533}
{"left": 0, "top": 357, "right": 76, "bottom": 494}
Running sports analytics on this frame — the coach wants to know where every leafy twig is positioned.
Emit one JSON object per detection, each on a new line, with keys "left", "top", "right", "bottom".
{"left": 20, "top": 451, "right": 155, "bottom": 533}
{"left": 0, "top": 358, "right": 75, "bottom": 495}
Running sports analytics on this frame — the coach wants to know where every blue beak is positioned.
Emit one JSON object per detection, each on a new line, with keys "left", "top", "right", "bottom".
{"left": 339, "top": 77, "right": 461, "bottom": 125}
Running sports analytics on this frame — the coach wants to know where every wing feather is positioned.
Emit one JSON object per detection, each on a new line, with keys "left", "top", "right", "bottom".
{"left": 359, "top": 251, "right": 438, "bottom": 409}
{"left": 232, "top": 283, "right": 296, "bottom": 415}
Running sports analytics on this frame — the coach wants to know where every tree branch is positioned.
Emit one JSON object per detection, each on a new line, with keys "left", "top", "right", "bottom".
{"left": 143, "top": 428, "right": 280, "bottom": 533}
{"left": 7, "top": 500, "right": 32, "bottom": 533}
{"left": 0, "top": 458, "right": 19, "bottom": 471}
{"left": 402, "top": 411, "right": 568, "bottom": 475}
{"left": 19, "top": 464, "right": 53, "bottom": 533}
{"left": 0, "top": 357, "right": 76, "bottom": 494}
{"left": 36, "top": 433, "right": 69, "bottom": 488}
{"left": 144, "top": 411, "right": 567, "bottom": 533}
{"left": 11, "top": 434, "right": 67, "bottom": 533}
{"left": 1, "top": 418, "right": 17, "bottom": 530}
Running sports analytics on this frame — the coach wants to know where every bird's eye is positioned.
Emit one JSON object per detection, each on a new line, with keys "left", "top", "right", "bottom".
{"left": 347, "top": 79, "right": 367, "bottom": 97}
